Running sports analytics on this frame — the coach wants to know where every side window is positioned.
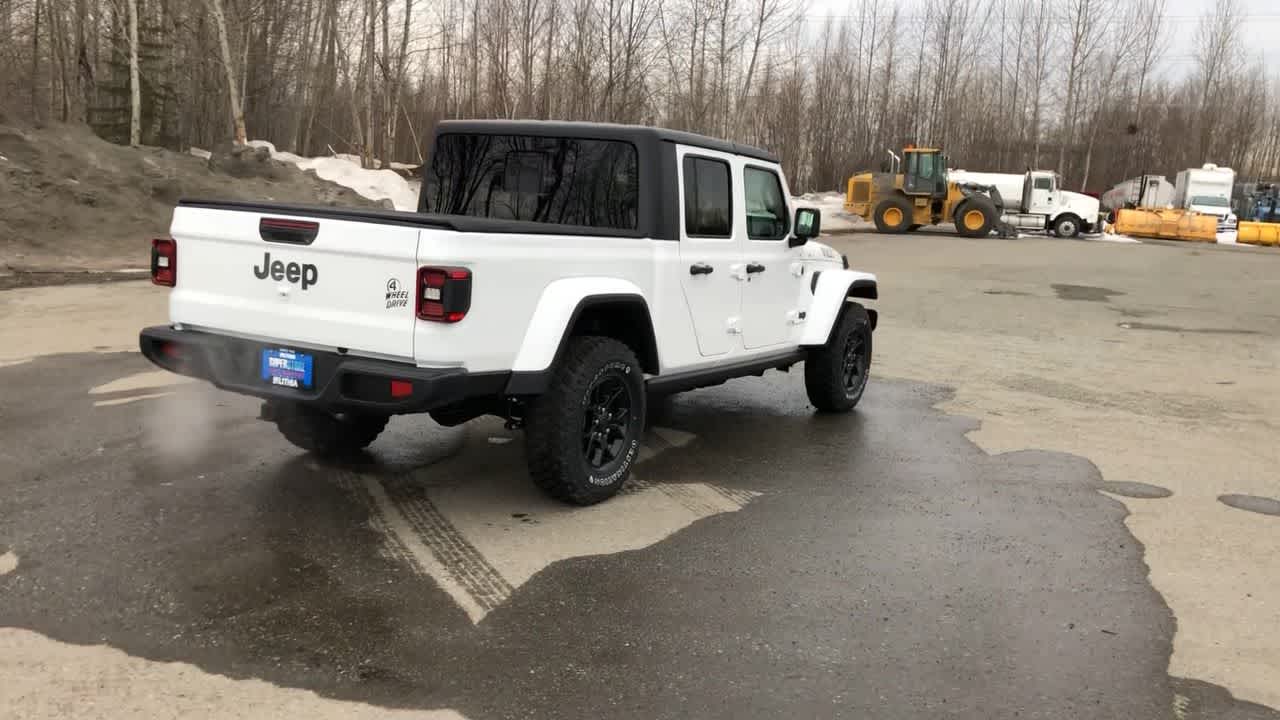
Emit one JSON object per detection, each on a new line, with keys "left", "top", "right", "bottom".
{"left": 919, "top": 153, "right": 935, "bottom": 179}
{"left": 683, "top": 156, "right": 732, "bottom": 237}
{"left": 744, "top": 167, "right": 789, "bottom": 240}
{"left": 1033, "top": 177, "right": 1052, "bottom": 191}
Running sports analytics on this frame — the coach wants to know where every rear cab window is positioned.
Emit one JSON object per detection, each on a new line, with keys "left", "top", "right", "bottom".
{"left": 421, "top": 134, "right": 639, "bottom": 230}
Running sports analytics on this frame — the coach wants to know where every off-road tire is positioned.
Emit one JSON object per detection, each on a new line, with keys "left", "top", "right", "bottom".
{"left": 525, "top": 337, "right": 646, "bottom": 505}
{"left": 873, "top": 196, "right": 913, "bottom": 233}
{"left": 273, "top": 403, "right": 389, "bottom": 456}
{"left": 805, "top": 303, "right": 873, "bottom": 412}
{"left": 954, "top": 196, "right": 998, "bottom": 238}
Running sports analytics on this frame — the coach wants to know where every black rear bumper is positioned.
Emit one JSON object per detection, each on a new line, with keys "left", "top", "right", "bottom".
{"left": 138, "top": 326, "right": 509, "bottom": 414}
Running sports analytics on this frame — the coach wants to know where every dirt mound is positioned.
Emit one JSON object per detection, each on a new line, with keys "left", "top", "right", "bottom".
{"left": 206, "top": 142, "right": 293, "bottom": 180}
{"left": 0, "top": 123, "right": 385, "bottom": 272}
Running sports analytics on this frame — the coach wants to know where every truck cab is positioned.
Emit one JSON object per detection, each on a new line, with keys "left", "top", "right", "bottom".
{"left": 1002, "top": 170, "right": 1100, "bottom": 237}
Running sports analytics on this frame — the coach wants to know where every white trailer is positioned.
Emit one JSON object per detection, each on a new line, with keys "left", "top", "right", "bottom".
{"left": 1174, "top": 164, "right": 1237, "bottom": 228}
{"left": 1102, "top": 175, "right": 1175, "bottom": 211}
{"left": 949, "top": 169, "right": 1101, "bottom": 237}
{"left": 947, "top": 170, "right": 1025, "bottom": 206}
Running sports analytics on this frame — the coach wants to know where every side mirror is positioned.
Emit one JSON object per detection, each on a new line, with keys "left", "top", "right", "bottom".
{"left": 790, "top": 207, "right": 821, "bottom": 247}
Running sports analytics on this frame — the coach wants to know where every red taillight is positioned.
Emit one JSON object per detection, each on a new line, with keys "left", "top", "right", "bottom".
{"left": 416, "top": 266, "right": 472, "bottom": 323}
{"left": 390, "top": 379, "right": 414, "bottom": 398}
{"left": 151, "top": 238, "right": 176, "bottom": 287}
{"left": 159, "top": 341, "right": 184, "bottom": 359}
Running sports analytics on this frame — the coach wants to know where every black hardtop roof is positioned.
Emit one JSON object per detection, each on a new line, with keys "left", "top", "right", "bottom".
{"left": 434, "top": 119, "right": 780, "bottom": 164}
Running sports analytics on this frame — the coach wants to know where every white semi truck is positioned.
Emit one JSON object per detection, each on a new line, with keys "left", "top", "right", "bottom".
{"left": 949, "top": 169, "right": 1101, "bottom": 237}
{"left": 1174, "top": 164, "right": 1237, "bottom": 229}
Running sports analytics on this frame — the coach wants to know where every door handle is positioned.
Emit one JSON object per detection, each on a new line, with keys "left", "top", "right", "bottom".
{"left": 746, "top": 262, "right": 765, "bottom": 274}
{"left": 689, "top": 263, "right": 714, "bottom": 276}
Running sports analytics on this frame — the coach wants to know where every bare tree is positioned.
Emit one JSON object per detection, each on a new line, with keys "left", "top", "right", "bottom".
{"left": 126, "top": 0, "right": 139, "bottom": 145}
{"left": 1194, "top": 0, "right": 1243, "bottom": 160}
{"left": 1056, "top": 0, "right": 1112, "bottom": 181}
{"left": 204, "top": 0, "right": 246, "bottom": 144}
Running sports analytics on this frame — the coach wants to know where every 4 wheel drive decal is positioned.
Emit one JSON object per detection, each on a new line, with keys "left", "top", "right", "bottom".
{"left": 385, "top": 278, "right": 410, "bottom": 309}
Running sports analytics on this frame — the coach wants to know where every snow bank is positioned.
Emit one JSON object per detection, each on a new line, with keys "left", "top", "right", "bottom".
{"left": 794, "top": 191, "right": 864, "bottom": 233}
{"left": 1091, "top": 232, "right": 1143, "bottom": 244}
{"left": 247, "top": 140, "right": 418, "bottom": 211}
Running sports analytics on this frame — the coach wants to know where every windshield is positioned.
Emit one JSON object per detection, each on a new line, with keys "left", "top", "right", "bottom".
{"left": 1191, "top": 195, "right": 1229, "bottom": 207}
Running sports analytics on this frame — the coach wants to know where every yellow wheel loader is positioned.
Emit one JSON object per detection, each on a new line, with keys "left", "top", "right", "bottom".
{"left": 844, "top": 146, "right": 1008, "bottom": 238}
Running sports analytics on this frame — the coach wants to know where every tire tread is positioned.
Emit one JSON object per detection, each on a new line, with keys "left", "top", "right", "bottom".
{"left": 805, "top": 304, "right": 872, "bottom": 412}
{"left": 525, "top": 336, "right": 644, "bottom": 505}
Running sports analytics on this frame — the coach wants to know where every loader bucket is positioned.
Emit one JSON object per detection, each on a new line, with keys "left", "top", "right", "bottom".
{"left": 1114, "top": 208, "right": 1217, "bottom": 243}
{"left": 1237, "top": 221, "right": 1280, "bottom": 246}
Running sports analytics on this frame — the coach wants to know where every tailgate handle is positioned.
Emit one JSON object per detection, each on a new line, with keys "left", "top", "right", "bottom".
{"left": 259, "top": 218, "right": 319, "bottom": 245}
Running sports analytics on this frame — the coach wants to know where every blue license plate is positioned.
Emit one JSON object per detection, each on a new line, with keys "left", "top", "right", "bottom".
{"left": 261, "top": 348, "right": 313, "bottom": 389}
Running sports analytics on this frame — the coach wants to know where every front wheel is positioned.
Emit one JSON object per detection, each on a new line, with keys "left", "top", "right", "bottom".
{"left": 525, "top": 337, "right": 646, "bottom": 505}
{"left": 1053, "top": 214, "right": 1082, "bottom": 238}
{"left": 805, "top": 304, "right": 873, "bottom": 412}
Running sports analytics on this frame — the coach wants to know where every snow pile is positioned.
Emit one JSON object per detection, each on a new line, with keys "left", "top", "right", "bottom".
{"left": 247, "top": 140, "right": 418, "bottom": 211}
{"left": 1090, "top": 232, "right": 1142, "bottom": 244}
{"left": 794, "top": 191, "right": 864, "bottom": 233}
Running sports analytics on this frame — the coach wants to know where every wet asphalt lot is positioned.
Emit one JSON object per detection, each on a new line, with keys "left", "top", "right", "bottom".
{"left": 3, "top": 232, "right": 1280, "bottom": 719}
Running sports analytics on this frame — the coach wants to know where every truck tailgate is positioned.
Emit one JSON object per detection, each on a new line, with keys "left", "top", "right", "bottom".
{"left": 168, "top": 203, "right": 428, "bottom": 360}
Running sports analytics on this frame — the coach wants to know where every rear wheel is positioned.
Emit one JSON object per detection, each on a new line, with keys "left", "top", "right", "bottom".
{"left": 525, "top": 337, "right": 646, "bottom": 505}
{"left": 805, "top": 304, "right": 873, "bottom": 412}
{"left": 272, "top": 403, "right": 389, "bottom": 457}
{"left": 954, "top": 197, "right": 998, "bottom": 238}
{"left": 873, "top": 196, "right": 913, "bottom": 233}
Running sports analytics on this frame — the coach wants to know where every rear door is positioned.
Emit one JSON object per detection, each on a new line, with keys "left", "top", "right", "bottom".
{"left": 168, "top": 205, "right": 424, "bottom": 360}
{"left": 678, "top": 149, "right": 741, "bottom": 357}
{"left": 739, "top": 164, "right": 801, "bottom": 349}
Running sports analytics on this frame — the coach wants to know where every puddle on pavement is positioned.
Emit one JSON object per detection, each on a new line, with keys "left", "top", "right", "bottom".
{"left": 1100, "top": 481, "right": 1174, "bottom": 499}
{"left": 1052, "top": 284, "right": 1124, "bottom": 302}
{"left": 1218, "top": 494, "right": 1280, "bottom": 517}
{"left": 1117, "top": 322, "right": 1259, "bottom": 335}
{"left": 1109, "top": 307, "right": 1160, "bottom": 318}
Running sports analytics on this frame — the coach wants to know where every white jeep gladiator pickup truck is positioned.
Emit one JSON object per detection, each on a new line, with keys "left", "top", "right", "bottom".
{"left": 140, "top": 120, "right": 879, "bottom": 505}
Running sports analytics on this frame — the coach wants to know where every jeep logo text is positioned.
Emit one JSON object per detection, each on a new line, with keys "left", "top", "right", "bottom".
{"left": 253, "top": 252, "right": 317, "bottom": 290}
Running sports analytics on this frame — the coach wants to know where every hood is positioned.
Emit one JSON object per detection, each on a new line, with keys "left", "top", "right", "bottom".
{"left": 1188, "top": 203, "right": 1231, "bottom": 218}
{"left": 1059, "top": 190, "right": 1100, "bottom": 221}
{"left": 799, "top": 240, "right": 844, "bottom": 266}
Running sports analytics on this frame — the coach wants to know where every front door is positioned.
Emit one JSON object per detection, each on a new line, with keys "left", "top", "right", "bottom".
{"left": 740, "top": 165, "right": 801, "bottom": 349}
{"left": 1027, "top": 172, "right": 1055, "bottom": 213}
{"left": 678, "top": 150, "right": 740, "bottom": 357}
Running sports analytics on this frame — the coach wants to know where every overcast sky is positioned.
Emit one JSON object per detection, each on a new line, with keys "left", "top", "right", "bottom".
{"left": 803, "top": 0, "right": 1278, "bottom": 78}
